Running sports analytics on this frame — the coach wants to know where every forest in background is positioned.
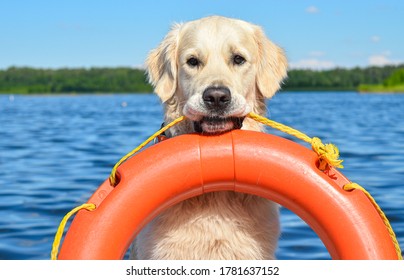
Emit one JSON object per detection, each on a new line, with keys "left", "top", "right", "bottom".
{"left": 0, "top": 64, "right": 403, "bottom": 94}
{"left": 0, "top": 67, "right": 152, "bottom": 94}
{"left": 284, "top": 65, "right": 403, "bottom": 91}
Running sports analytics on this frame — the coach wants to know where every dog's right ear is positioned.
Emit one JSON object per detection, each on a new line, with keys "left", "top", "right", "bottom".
{"left": 254, "top": 26, "right": 288, "bottom": 99}
{"left": 146, "top": 23, "right": 181, "bottom": 103}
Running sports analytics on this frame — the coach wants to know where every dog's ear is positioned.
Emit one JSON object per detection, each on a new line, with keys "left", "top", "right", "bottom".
{"left": 254, "top": 27, "right": 288, "bottom": 98}
{"left": 146, "top": 23, "right": 181, "bottom": 103}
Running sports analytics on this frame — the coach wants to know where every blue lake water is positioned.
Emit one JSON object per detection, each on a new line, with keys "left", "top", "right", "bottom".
{"left": 0, "top": 92, "right": 403, "bottom": 260}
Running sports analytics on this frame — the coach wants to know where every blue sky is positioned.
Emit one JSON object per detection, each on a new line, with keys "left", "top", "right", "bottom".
{"left": 1, "top": 0, "right": 403, "bottom": 70}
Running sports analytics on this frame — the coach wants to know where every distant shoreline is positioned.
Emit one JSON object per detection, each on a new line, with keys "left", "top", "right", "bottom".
{"left": 359, "top": 91, "right": 404, "bottom": 94}
{"left": 0, "top": 92, "right": 153, "bottom": 95}
{"left": 1, "top": 65, "right": 403, "bottom": 95}
{"left": 358, "top": 84, "right": 404, "bottom": 93}
{"left": 2, "top": 90, "right": 403, "bottom": 96}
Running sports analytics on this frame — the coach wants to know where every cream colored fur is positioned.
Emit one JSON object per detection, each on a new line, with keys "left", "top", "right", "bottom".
{"left": 131, "top": 16, "right": 287, "bottom": 260}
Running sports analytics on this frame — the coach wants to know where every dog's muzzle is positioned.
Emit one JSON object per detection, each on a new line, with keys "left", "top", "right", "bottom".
{"left": 191, "top": 86, "right": 245, "bottom": 134}
{"left": 193, "top": 116, "right": 244, "bottom": 134}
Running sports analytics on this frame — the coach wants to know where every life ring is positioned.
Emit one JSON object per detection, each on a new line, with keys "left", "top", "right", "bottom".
{"left": 58, "top": 130, "right": 399, "bottom": 260}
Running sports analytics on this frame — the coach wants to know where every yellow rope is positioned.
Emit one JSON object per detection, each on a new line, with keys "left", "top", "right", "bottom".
{"left": 247, "top": 112, "right": 343, "bottom": 170}
{"left": 343, "top": 183, "right": 403, "bottom": 260}
{"left": 51, "top": 203, "right": 96, "bottom": 260}
{"left": 109, "top": 113, "right": 343, "bottom": 185}
{"left": 247, "top": 112, "right": 312, "bottom": 143}
{"left": 109, "top": 116, "right": 186, "bottom": 186}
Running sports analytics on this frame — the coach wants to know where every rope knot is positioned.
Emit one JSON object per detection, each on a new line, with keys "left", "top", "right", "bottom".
{"left": 311, "top": 137, "right": 344, "bottom": 170}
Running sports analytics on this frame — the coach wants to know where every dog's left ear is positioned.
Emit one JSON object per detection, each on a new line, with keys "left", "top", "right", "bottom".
{"left": 254, "top": 27, "right": 288, "bottom": 98}
{"left": 146, "top": 23, "right": 181, "bottom": 103}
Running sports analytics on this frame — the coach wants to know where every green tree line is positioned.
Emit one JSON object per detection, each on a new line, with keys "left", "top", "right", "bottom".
{"left": 283, "top": 65, "right": 404, "bottom": 91}
{"left": 358, "top": 67, "right": 404, "bottom": 92}
{"left": 383, "top": 68, "right": 404, "bottom": 86}
{"left": 0, "top": 65, "right": 403, "bottom": 94}
{"left": 0, "top": 67, "right": 152, "bottom": 93}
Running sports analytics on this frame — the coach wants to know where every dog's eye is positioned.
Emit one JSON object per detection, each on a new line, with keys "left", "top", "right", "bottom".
{"left": 233, "top": 55, "right": 246, "bottom": 65}
{"left": 187, "top": 57, "right": 200, "bottom": 67}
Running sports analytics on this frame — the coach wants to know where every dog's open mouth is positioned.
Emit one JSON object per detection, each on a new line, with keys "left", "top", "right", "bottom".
{"left": 193, "top": 116, "right": 244, "bottom": 134}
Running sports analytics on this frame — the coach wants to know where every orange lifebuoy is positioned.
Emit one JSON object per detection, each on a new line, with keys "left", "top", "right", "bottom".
{"left": 58, "top": 130, "right": 399, "bottom": 260}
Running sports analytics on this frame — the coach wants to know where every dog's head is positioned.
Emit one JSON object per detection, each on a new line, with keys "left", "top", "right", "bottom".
{"left": 146, "top": 16, "right": 287, "bottom": 135}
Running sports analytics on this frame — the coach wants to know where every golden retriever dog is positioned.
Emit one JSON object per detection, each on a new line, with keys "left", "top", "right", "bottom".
{"left": 131, "top": 16, "right": 287, "bottom": 260}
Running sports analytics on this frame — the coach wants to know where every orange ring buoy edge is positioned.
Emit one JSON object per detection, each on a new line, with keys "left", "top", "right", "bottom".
{"left": 58, "top": 130, "right": 399, "bottom": 260}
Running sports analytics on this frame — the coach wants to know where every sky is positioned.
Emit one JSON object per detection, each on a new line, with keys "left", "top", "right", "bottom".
{"left": 1, "top": 0, "right": 403, "bottom": 70}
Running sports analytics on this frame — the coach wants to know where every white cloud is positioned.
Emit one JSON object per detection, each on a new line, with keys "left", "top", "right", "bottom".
{"left": 306, "top": 6, "right": 319, "bottom": 14}
{"left": 369, "top": 55, "right": 389, "bottom": 66}
{"left": 368, "top": 55, "right": 397, "bottom": 66}
{"left": 368, "top": 51, "right": 401, "bottom": 66}
{"left": 289, "top": 59, "right": 336, "bottom": 70}
{"left": 371, "top": 36, "right": 380, "bottom": 43}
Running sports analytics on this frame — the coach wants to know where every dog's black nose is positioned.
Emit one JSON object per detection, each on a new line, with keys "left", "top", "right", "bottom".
{"left": 202, "top": 86, "right": 231, "bottom": 110}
